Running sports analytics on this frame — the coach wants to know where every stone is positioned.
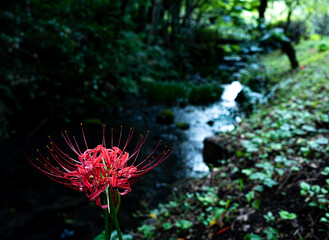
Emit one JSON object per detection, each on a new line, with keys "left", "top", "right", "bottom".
{"left": 156, "top": 109, "right": 174, "bottom": 124}
{"left": 176, "top": 122, "right": 189, "bottom": 130}
{"left": 203, "top": 136, "right": 230, "bottom": 166}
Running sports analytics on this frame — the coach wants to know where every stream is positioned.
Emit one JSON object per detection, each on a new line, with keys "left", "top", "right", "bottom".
{"left": 103, "top": 81, "right": 244, "bottom": 189}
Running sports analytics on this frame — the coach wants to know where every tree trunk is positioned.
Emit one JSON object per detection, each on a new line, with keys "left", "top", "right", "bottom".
{"left": 171, "top": 0, "right": 181, "bottom": 40}
{"left": 258, "top": 0, "right": 268, "bottom": 29}
{"left": 258, "top": 0, "right": 268, "bottom": 19}
{"left": 148, "top": 0, "right": 161, "bottom": 45}
{"left": 182, "top": 0, "right": 190, "bottom": 27}
{"left": 280, "top": 40, "right": 299, "bottom": 69}
{"left": 284, "top": 6, "right": 293, "bottom": 33}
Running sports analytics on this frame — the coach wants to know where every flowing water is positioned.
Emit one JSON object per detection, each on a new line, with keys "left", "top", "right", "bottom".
{"left": 112, "top": 80, "right": 245, "bottom": 231}
{"left": 115, "top": 81, "right": 243, "bottom": 179}
{"left": 171, "top": 81, "right": 243, "bottom": 177}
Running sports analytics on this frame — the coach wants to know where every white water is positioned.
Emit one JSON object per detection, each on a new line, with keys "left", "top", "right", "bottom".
{"left": 171, "top": 81, "right": 243, "bottom": 177}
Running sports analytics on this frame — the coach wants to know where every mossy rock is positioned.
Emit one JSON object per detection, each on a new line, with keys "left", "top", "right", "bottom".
{"left": 156, "top": 109, "right": 174, "bottom": 124}
{"left": 176, "top": 122, "right": 189, "bottom": 130}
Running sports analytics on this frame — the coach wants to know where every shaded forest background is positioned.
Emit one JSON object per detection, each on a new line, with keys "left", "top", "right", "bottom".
{"left": 1, "top": 0, "right": 328, "bottom": 141}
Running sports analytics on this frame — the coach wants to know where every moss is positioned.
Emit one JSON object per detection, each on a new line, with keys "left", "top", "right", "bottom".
{"left": 161, "top": 109, "right": 174, "bottom": 118}
{"left": 156, "top": 109, "right": 175, "bottom": 124}
{"left": 176, "top": 122, "right": 189, "bottom": 130}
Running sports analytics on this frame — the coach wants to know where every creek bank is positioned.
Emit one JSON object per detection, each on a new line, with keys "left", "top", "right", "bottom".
{"left": 132, "top": 39, "right": 329, "bottom": 239}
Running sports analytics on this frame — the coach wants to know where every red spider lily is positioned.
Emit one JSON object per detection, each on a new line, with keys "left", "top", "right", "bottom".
{"left": 27, "top": 124, "right": 172, "bottom": 209}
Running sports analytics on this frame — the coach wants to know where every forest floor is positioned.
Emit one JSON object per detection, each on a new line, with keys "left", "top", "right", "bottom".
{"left": 125, "top": 38, "right": 329, "bottom": 240}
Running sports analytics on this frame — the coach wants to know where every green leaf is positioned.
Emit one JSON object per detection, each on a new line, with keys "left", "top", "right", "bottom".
{"left": 274, "top": 155, "right": 287, "bottom": 163}
{"left": 264, "top": 227, "right": 278, "bottom": 240}
{"left": 309, "top": 201, "right": 318, "bottom": 207}
{"left": 301, "top": 125, "right": 316, "bottom": 132}
{"left": 252, "top": 199, "right": 261, "bottom": 210}
{"left": 138, "top": 224, "right": 154, "bottom": 238}
{"left": 93, "top": 230, "right": 133, "bottom": 240}
{"left": 254, "top": 185, "right": 264, "bottom": 192}
{"left": 321, "top": 167, "right": 329, "bottom": 175}
{"left": 300, "top": 182, "right": 311, "bottom": 190}
{"left": 311, "top": 185, "right": 321, "bottom": 193}
{"left": 244, "top": 233, "right": 262, "bottom": 240}
{"left": 175, "top": 219, "right": 193, "bottom": 229}
{"left": 249, "top": 172, "right": 266, "bottom": 180}
{"left": 264, "top": 211, "right": 275, "bottom": 222}
{"left": 279, "top": 210, "right": 297, "bottom": 220}
{"left": 291, "top": 166, "right": 300, "bottom": 171}
{"left": 214, "top": 207, "right": 226, "bottom": 220}
{"left": 245, "top": 191, "right": 254, "bottom": 203}
{"left": 236, "top": 150, "right": 245, "bottom": 157}
{"left": 242, "top": 168, "right": 254, "bottom": 176}
{"left": 162, "top": 222, "right": 172, "bottom": 230}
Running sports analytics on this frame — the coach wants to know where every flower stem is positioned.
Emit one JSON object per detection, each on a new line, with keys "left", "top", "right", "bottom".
{"left": 109, "top": 189, "right": 123, "bottom": 240}
{"left": 104, "top": 190, "right": 113, "bottom": 240}
{"left": 104, "top": 204, "right": 110, "bottom": 240}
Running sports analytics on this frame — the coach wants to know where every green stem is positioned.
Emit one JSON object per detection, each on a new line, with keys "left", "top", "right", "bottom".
{"left": 104, "top": 190, "right": 114, "bottom": 240}
{"left": 104, "top": 194, "right": 110, "bottom": 240}
{"left": 109, "top": 216, "right": 114, "bottom": 239}
{"left": 109, "top": 189, "right": 123, "bottom": 240}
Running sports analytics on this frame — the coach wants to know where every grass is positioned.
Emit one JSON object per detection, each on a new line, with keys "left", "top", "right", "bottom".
{"left": 260, "top": 36, "right": 329, "bottom": 85}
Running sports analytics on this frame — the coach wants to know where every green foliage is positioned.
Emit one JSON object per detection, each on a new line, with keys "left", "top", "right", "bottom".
{"left": 264, "top": 227, "right": 279, "bottom": 240}
{"left": 138, "top": 224, "right": 155, "bottom": 238}
{"left": 264, "top": 211, "right": 276, "bottom": 223}
{"left": 244, "top": 233, "right": 262, "bottom": 240}
{"left": 143, "top": 81, "right": 188, "bottom": 105}
{"left": 300, "top": 167, "right": 329, "bottom": 225}
{"left": 93, "top": 230, "right": 133, "bottom": 240}
{"left": 245, "top": 227, "right": 278, "bottom": 240}
{"left": 260, "top": 28, "right": 291, "bottom": 43}
{"left": 318, "top": 43, "right": 329, "bottom": 52}
{"left": 144, "top": 81, "right": 224, "bottom": 106}
{"left": 162, "top": 222, "right": 172, "bottom": 230}
{"left": 134, "top": 186, "right": 239, "bottom": 239}
{"left": 174, "top": 219, "right": 193, "bottom": 229}
{"left": 188, "top": 83, "right": 224, "bottom": 105}
{"left": 279, "top": 210, "right": 297, "bottom": 220}
{"left": 1, "top": 1, "right": 184, "bottom": 138}
{"left": 245, "top": 191, "right": 254, "bottom": 203}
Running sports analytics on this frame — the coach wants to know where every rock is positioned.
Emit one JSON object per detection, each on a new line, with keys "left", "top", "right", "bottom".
{"left": 176, "top": 122, "right": 189, "bottom": 130}
{"left": 235, "top": 88, "right": 249, "bottom": 103}
{"left": 156, "top": 109, "right": 174, "bottom": 124}
{"left": 203, "top": 136, "right": 230, "bottom": 166}
{"left": 207, "top": 120, "right": 214, "bottom": 126}
{"left": 235, "top": 86, "right": 264, "bottom": 115}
